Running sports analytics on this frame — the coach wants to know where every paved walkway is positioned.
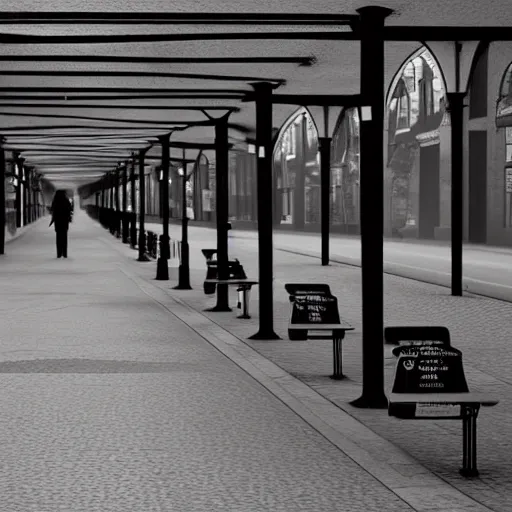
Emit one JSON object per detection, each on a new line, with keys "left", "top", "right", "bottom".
{"left": 0, "top": 210, "right": 424, "bottom": 512}
{"left": 138, "top": 219, "right": 512, "bottom": 512}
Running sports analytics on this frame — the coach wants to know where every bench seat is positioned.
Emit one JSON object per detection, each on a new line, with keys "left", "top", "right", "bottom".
{"left": 204, "top": 278, "right": 258, "bottom": 318}
{"left": 288, "top": 323, "right": 355, "bottom": 380}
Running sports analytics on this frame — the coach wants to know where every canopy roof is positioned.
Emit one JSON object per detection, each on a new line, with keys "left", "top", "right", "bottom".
{"left": 1, "top": 1, "right": 512, "bottom": 189}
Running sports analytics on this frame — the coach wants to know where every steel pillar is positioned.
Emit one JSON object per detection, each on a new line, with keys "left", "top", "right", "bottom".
{"left": 447, "top": 92, "right": 465, "bottom": 297}
{"left": 174, "top": 160, "right": 193, "bottom": 290}
{"left": 122, "top": 164, "right": 129, "bottom": 243}
{"left": 208, "top": 116, "right": 231, "bottom": 310}
{"left": 249, "top": 82, "right": 280, "bottom": 340}
{"left": 156, "top": 136, "right": 170, "bottom": 280}
{"left": 319, "top": 137, "right": 332, "bottom": 266}
{"left": 26, "top": 170, "right": 32, "bottom": 224}
{"left": 137, "top": 151, "right": 150, "bottom": 262}
{"left": 114, "top": 168, "right": 121, "bottom": 238}
{"left": 130, "top": 158, "right": 137, "bottom": 248}
{"left": 350, "top": 6, "right": 392, "bottom": 409}
{"left": 15, "top": 157, "right": 21, "bottom": 228}
{"left": 0, "top": 148, "right": 5, "bottom": 255}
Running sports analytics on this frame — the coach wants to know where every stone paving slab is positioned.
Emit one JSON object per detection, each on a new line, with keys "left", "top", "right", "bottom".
{"left": 133, "top": 219, "right": 512, "bottom": 512}
{"left": 1, "top": 211, "right": 421, "bottom": 512}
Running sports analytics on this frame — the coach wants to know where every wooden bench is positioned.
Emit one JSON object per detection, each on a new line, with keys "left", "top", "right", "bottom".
{"left": 386, "top": 326, "right": 499, "bottom": 477}
{"left": 203, "top": 278, "right": 258, "bottom": 319}
{"left": 285, "top": 283, "right": 355, "bottom": 380}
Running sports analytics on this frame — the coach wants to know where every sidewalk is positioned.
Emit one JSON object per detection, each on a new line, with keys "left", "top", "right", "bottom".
{"left": 0, "top": 210, "right": 431, "bottom": 512}
{"left": 135, "top": 219, "right": 512, "bottom": 512}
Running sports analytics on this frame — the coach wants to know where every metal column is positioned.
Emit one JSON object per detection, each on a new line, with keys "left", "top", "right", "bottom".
{"left": 447, "top": 92, "right": 465, "bottom": 297}
{"left": 114, "top": 168, "right": 121, "bottom": 238}
{"left": 319, "top": 137, "right": 332, "bottom": 266}
{"left": 0, "top": 148, "right": 5, "bottom": 255}
{"left": 122, "top": 164, "right": 129, "bottom": 243}
{"left": 130, "top": 158, "right": 137, "bottom": 248}
{"left": 14, "top": 154, "right": 21, "bottom": 228}
{"left": 350, "top": 6, "right": 392, "bottom": 409}
{"left": 249, "top": 82, "right": 280, "bottom": 340}
{"left": 137, "top": 150, "right": 150, "bottom": 262}
{"left": 175, "top": 150, "right": 192, "bottom": 290}
{"left": 209, "top": 115, "right": 231, "bottom": 311}
{"left": 156, "top": 135, "right": 170, "bottom": 280}
{"left": 26, "top": 170, "right": 31, "bottom": 224}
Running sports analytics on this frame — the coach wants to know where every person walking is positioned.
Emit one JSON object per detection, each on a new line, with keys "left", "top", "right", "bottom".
{"left": 49, "top": 190, "right": 73, "bottom": 258}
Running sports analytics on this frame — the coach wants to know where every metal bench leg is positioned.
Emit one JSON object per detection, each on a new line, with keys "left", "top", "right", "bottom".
{"left": 460, "top": 406, "right": 479, "bottom": 477}
{"left": 330, "top": 335, "right": 345, "bottom": 380}
{"left": 237, "top": 286, "right": 251, "bottom": 319}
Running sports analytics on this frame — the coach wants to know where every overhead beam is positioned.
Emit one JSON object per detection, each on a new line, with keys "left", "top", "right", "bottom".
{"left": 0, "top": 104, "right": 242, "bottom": 112}
{"left": 0, "top": 12, "right": 357, "bottom": 24}
{"left": 0, "top": 55, "right": 316, "bottom": 66}
{"left": 0, "top": 95, "right": 246, "bottom": 102}
{"left": 244, "top": 93, "right": 361, "bottom": 106}
{"left": 0, "top": 87, "right": 249, "bottom": 94}
{"left": 0, "top": 70, "right": 286, "bottom": 84}
{"left": 0, "top": 31, "right": 355, "bottom": 45}
{"left": 0, "top": 125, "right": 197, "bottom": 132}
{"left": 0, "top": 26, "right": 510, "bottom": 43}
{"left": 0, "top": 111, "right": 213, "bottom": 126}
{"left": 383, "top": 26, "right": 512, "bottom": 41}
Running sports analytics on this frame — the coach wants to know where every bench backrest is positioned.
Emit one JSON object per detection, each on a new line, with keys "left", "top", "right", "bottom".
{"left": 290, "top": 294, "right": 341, "bottom": 325}
{"left": 385, "top": 326, "right": 451, "bottom": 347}
{"left": 392, "top": 344, "right": 470, "bottom": 394}
{"left": 201, "top": 249, "right": 217, "bottom": 261}
{"left": 285, "top": 283, "right": 332, "bottom": 303}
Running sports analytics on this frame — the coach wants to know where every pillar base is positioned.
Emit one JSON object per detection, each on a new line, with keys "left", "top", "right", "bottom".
{"left": 155, "top": 257, "right": 169, "bottom": 280}
{"left": 173, "top": 266, "right": 192, "bottom": 290}
{"left": 350, "top": 393, "right": 388, "bottom": 409}
{"left": 459, "top": 468, "right": 479, "bottom": 478}
{"left": 205, "top": 305, "right": 232, "bottom": 312}
{"left": 248, "top": 331, "right": 281, "bottom": 340}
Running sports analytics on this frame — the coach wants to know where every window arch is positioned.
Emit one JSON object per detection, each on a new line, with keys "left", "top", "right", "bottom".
{"left": 386, "top": 47, "right": 446, "bottom": 134}
{"left": 497, "top": 61, "right": 512, "bottom": 122}
{"left": 500, "top": 62, "right": 512, "bottom": 99}
{"left": 419, "top": 58, "right": 435, "bottom": 118}
{"left": 392, "top": 79, "right": 411, "bottom": 132}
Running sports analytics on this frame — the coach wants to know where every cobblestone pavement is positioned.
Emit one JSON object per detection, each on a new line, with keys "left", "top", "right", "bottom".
{"left": 0, "top": 212, "right": 419, "bottom": 512}
{"left": 142, "top": 220, "right": 512, "bottom": 512}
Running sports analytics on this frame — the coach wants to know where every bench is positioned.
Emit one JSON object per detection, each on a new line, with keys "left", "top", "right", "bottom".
{"left": 387, "top": 326, "right": 499, "bottom": 477}
{"left": 202, "top": 251, "right": 247, "bottom": 295}
{"left": 285, "top": 283, "right": 354, "bottom": 380}
{"left": 203, "top": 278, "right": 258, "bottom": 319}
{"left": 146, "top": 230, "right": 158, "bottom": 259}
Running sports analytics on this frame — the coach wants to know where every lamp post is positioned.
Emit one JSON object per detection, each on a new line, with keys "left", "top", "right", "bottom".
{"left": 174, "top": 152, "right": 195, "bottom": 290}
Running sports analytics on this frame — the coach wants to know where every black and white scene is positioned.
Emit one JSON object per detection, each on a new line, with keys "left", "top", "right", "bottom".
{"left": 0, "top": 1, "right": 511, "bottom": 511}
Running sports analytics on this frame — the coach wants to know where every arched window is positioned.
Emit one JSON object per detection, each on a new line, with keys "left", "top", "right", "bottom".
{"left": 393, "top": 79, "right": 410, "bottom": 131}
{"left": 500, "top": 62, "right": 512, "bottom": 99}
{"left": 419, "top": 58, "right": 434, "bottom": 118}
{"left": 497, "top": 62, "right": 512, "bottom": 122}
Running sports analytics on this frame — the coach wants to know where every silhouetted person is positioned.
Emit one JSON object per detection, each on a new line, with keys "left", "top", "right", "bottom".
{"left": 49, "top": 190, "right": 73, "bottom": 258}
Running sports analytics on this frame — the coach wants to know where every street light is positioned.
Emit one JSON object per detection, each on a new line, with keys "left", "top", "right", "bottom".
{"left": 173, "top": 160, "right": 195, "bottom": 290}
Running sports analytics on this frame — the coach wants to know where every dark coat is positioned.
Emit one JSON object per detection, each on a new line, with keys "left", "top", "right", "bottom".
{"left": 50, "top": 198, "right": 73, "bottom": 232}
